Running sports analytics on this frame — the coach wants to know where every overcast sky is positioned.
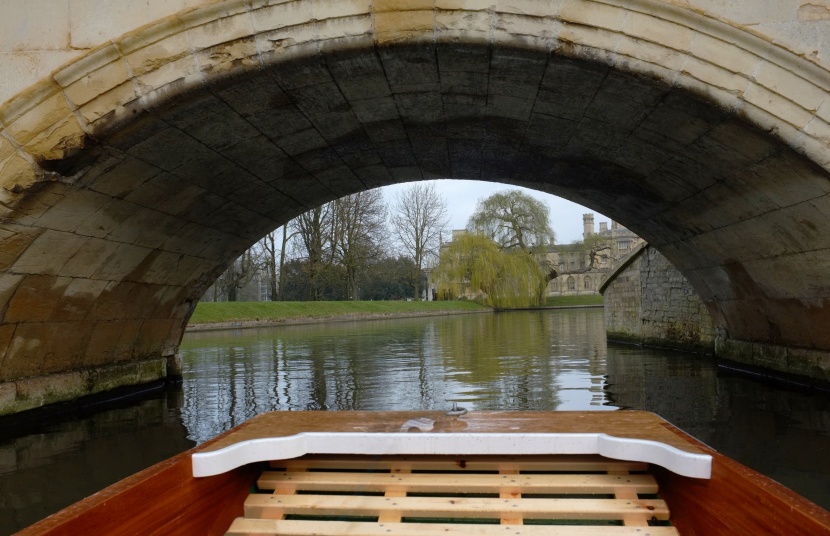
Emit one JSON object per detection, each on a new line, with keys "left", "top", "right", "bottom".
{"left": 379, "top": 180, "right": 611, "bottom": 245}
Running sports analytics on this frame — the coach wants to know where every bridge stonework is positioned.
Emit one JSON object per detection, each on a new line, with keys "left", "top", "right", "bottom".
{"left": 3, "top": 0, "right": 830, "bottom": 413}
{"left": 601, "top": 243, "right": 718, "bottom": 354}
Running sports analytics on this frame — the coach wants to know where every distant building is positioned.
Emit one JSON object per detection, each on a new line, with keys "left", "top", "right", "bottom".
{"left": 545, "top": 214, "right": 644, "bottom": 297}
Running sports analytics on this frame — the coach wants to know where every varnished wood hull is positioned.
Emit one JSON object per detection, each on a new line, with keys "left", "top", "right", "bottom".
{"left": 15, "top": 411, "right": 830, "bottom": 535}
{"left": 653, "top": 422, "right": 830, "bottom": 535}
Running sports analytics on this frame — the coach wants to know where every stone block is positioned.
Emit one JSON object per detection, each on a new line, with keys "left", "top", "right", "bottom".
{"left": 196, "top": 37, "right": 259, "bottom": 80}
{"left": 68, "top": 0, "right": 150, "bottom": 49}
{"left": 49, "top": 278, "right": 109, "bottom": 322}
{"left": 0, "top": 50, "right": 83, "bottom": 105}
{"left": 115, "top": 320, "right": 144, "bottom": 361}
{"left": 59, "top": 237, "right": 120, "bottom": 279}
{"left": 136, "top": 319, "right": 176, "bottom": 357}
{"left": 136, "top": 357, "right": 167, "bottom": 383}
{"left": 804, "top": 115, "right": 830, "bottom": 148}
{"left": 4, "top": 275, "right": 71, "bottom": 323}
{"left": 147, "top": 0, "right": 197, "bottom": 21}
{"left": 135, "top": 54, "right": 204, "bottom": 109}
{"left": 317, "top": 20, "right": 376, "bottom": 52}
{"left": 351, "top": 96, "right": 400, "bottom": 123}
{"left": 558, "top": 23, "right": 622, "bottom": 53}
{"left": 23, "top": 115, "right": 87, "bottom": 161}
{"left": 10, "top": 230, "right": 88, "bottom": 277}
{"left": 89, "top": 361, "right": 139, "bottom": 393}
{"left": 614, "top": 35, "right": 686, "bottom": 73}
{"left": 120, "top": 21, "right": 190, "bottom": 74}
{"left": 375, "top": 10, "right": 435, "bottom": 33}
{"left": 76, "top": 81, "right": 142, "bottom": 128}
{"left": 0, "top": 0, "right": 70, "bottom": 51}
{"left": 494, "top": 0, "right": 561, "bottom": 18}
{"left": 184, "top": 9, "right": 254, "bottom": 51}
{"left": 55, "top": 43, "right": 128, "bottom": 105}
{"left": 3, "top": 90, "right": 73, "bottom": 145}
{"left": 687, "top": 0, "right": 796, "bottom": 25}
{"left": 375, "top": 0, "right": 434, "bottom": 12}
{"left": 251, "top": 0, "right": 314, "bottom": 32}
{"left": 754, "top": 59, "right": 826, "bottom": 112}
{"left": 34, "top": 189, "right": 111, "bottom": 233}
{"left": 743, "top": 82, "right": 813, "bottom": 129}
{"left": 752, "top": 341, "right": 789, "bottom": 372}
{"left": 560, "top": 0, "right": 627, "bottom": 32}
{"left": 788, "top": 347, "right": 830, "bottom": 381}
{"left": 83, "top": 320, "right": 124, "bottom": 365}
{"left": 623, "top": 11, "right": 695, "bottom": 52}
{"left": 16, "top": 370, "right": 87, "bottom": 409}
{"left": 0, "top": 224, "right": 41, "bottom": 271}
{"left": 313, "top": 0, "right": 372, "bottom": 20}
{"left": 436, "top": 10, "right": 493, "bottom": 34}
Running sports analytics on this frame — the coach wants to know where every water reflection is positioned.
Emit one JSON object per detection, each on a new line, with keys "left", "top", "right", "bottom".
{"left": 0, "top": 392, "right": 192, "bottom": 532}
{"left": 179, "top": 311, "right": 613, "bottom": 443}
{"left": 2, "top": 308, "right": 830, "bottom": 535}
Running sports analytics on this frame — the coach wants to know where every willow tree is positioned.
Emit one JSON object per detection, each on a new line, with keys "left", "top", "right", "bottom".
{"left": 468, "top": 190, "right": 555, "bottom": 252}
{"left": 467, "top": 190, "right": 557, "bottom": 303}
{"left": 434, "top": 233, "right": 547, "bottom": 309}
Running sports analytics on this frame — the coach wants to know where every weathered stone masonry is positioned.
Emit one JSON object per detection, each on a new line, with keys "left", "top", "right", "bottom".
{"left": 4, "top": 0, "right": 830, "bottom": 413}
{"left": 601, "top": 244, "right": 716, "bottom": 354}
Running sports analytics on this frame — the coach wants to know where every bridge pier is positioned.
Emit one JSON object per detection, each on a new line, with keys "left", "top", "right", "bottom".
{"left": 602, "top": 245, "right": 830, "bottom": 384}
{"left": 716, "top": 338, "right": 830, "bottom": 384}
{"left": 0, "top": 358, "right": 167, "bottom": 416}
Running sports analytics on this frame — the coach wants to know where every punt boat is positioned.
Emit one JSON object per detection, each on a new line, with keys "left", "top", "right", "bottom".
{"left": 14, "top": 410, "right": 830, "bottom": 535}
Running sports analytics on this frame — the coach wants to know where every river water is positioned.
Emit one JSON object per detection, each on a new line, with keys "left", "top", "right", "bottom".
{"left": 2, "top": 308, "right": 830, "bottom": 533}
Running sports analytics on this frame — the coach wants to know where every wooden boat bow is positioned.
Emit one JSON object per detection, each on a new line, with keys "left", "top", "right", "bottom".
{"left": 192, "top": 410, "right": 713, "bottom": 479}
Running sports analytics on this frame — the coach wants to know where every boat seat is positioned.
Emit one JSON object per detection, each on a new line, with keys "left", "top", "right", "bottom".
{"left": 225, "top": 454, "right": 679, "bottom": 535}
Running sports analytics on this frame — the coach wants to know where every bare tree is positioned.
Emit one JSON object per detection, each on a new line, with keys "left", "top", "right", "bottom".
{"left": 390, "top": 181, "right": 449, "bottom": 300}
{"left": 290, "top": 204, "right": 335, "bottom": 301}
{"left": 255, "top": 225, "right": 300, "bottom": 301}
{"left": 277, "top": 224, "right": 299, "bottom": 300}
{"left": 331, "top": 189, "right": 387, "bottom": 301}
{"left": 215, "top": 248, "right": 263, "bottom": 301}
{"left": 257, "top": 230, "right": 278, "bottom": 301}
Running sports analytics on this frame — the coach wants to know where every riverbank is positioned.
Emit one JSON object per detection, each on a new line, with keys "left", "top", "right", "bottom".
{"left": 185, "top": 297, "right": 605, "bottom": 332}
{"left": 186, "top": 301, "right": 491, "bottom": 331}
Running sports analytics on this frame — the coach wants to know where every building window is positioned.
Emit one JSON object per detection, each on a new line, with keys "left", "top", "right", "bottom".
{"left": 551, "top": 280, "right": 559, "bottom": 291}
{"left": 584, "top": 277, "right": 592, "bottom": 290}
{"left": 567, "top": 277, "right": 575, "bottom": 290}
{"left": 618, "top": 240, "right": 631, "bottom": 251}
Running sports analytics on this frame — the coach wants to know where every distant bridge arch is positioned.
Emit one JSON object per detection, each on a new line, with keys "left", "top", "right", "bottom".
{"left": 2, "top": 0, "right": 830, "bottom": 412}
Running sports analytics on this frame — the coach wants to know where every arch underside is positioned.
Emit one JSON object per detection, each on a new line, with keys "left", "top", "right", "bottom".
{"left": 2, "top": 1, "right": 830, "bottom": 398}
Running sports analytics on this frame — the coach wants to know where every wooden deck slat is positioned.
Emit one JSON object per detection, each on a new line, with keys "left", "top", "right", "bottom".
{"left": 244, "top": 494, "right": 671, "bottom": 521}
{"left": 237, "top": 449, "right": 673, "bottom": 535}
{"left": 226, "top": 518, "right": 680, "bottom": 535}
{"left": 258, "top": 471, "right": 659, "bottom": 494}
{"left": 271, "top": 455, "right": 650, "bottom": 473}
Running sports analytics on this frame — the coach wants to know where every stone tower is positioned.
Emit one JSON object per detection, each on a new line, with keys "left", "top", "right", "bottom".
{"left": 583, "top": 213, "right": 595, "bottom": 240}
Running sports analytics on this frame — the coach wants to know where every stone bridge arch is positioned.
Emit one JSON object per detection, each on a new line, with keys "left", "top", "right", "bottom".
{"left": 2, "top": 0, "right": 830, "bottom": 413}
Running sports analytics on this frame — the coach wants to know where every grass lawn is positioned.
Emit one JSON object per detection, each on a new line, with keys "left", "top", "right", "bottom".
{"left": 189, "top": 300, "right": 489, "bottom": 324}
{"left": 543, "top": 295, "right": 604, "bottom": 307}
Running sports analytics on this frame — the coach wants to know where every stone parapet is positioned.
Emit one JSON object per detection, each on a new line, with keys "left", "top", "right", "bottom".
{"left": 0, "top": 358, "right": 166, "bottom": 416}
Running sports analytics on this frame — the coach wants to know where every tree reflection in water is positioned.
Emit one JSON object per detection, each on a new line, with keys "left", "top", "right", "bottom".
{"left": 178, "top": 310, "right": 613, "bottom": 443}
